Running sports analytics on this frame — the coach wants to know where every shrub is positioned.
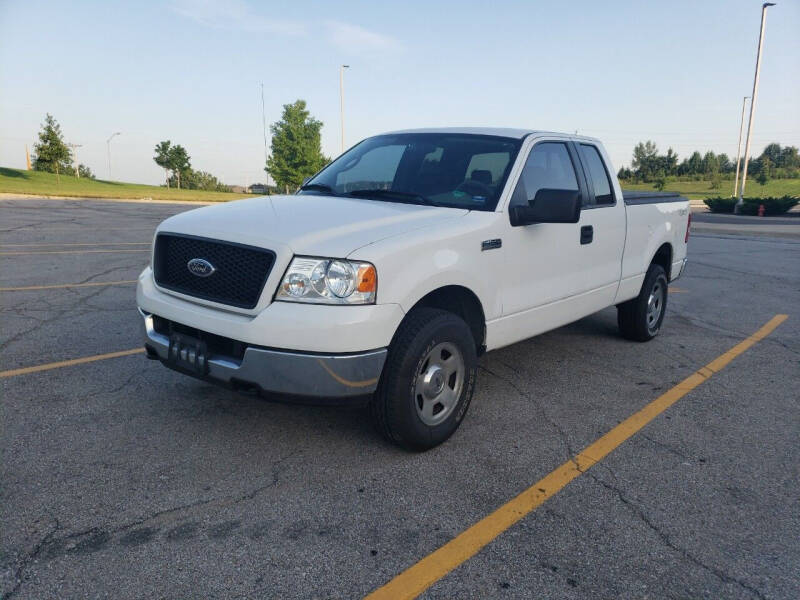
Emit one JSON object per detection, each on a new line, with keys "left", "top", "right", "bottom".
{"left": 739, "top": 196, "right": 799, "bottom": 215}
{"left": 704, "top": 196, "right": 799, "bottom": 215}
{"left": 704, "top": 197, "right": 736, "bottom": 213}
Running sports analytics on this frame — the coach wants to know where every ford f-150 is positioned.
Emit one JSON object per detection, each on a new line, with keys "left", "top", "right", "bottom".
{"left": 137, "top": 128, "right": 690, "bottom": 449}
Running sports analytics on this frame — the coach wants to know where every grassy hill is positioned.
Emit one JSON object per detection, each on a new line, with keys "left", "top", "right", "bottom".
{"left": 4, "top": 166, "right": 797, "bottom": 204}
{"left": 0, "top": 167, "right": 250, "bottom": 202}
{"left": 621, "top": 178, "right": 800, "bottom": 201}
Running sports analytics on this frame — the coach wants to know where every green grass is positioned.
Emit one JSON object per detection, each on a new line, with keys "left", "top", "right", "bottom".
{"left": 0, "top": 167, "right": 250, "bottom": 202}
{"left": 621, "top": 177, "right": 800, "bottom": 201}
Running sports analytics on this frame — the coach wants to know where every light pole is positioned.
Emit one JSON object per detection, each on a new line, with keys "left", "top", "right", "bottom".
{"left": 737, "top": 2, "right": 776, "bottom": 212}
{"left": 261, "top": 82, "right": 268, "bottom": 173}
{"left": 340, "top": 64, "right": 350, "bottom": 154}
{"left": 733, "top": 96, "right": 749, "bottom": 198}
{"left": 106, "top": 132, "right": 121, "bottom": 181}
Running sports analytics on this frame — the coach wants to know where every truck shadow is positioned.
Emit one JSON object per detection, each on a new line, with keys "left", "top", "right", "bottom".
{"left": 160, "top": 309, "right": 625, "bottom": 456}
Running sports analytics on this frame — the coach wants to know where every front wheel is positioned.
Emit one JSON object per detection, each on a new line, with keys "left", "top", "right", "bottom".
{"left": 371, "top": 308, "right": 477, "bottom": 450}
{"left": 617, "top": 264, "right": 668, "bottom": 342}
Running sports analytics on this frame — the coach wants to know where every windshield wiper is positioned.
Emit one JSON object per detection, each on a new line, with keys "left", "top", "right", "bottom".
{"left": 345, "top": 189, "right": 436, "bottom": 206}
{"left": 299, "top": 183, "right": 340, "bottom": 195}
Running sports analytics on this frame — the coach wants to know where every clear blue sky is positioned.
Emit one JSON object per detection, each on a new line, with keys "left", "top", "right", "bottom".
{"left": 1, "top": 0, "right": 798, "bottom": 186}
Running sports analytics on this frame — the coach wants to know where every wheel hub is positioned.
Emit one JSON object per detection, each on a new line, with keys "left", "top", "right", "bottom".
{"left": 647, "top": 281, "right": 664, "bottom": 329}
{"left": 422, "top": 365, "right": 446, "bottom": 398}
{"left": 414, "top": 342, "right": 465, "bottom": 426}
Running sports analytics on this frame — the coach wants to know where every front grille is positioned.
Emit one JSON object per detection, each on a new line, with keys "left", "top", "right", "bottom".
{"left": 153, "top": 233, "right": 275, "bottom": 309}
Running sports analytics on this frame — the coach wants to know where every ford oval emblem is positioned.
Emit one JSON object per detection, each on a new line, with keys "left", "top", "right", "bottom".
{"left": 187, "top": 258, "right": 216, "bottom": 277}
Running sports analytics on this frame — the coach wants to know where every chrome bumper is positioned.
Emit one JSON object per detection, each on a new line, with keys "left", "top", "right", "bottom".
{"left": 140, "top": 310, "right": 387, "bottom": 399}
{"left": 672, "top": 257, "right": 688, "bottom": 281}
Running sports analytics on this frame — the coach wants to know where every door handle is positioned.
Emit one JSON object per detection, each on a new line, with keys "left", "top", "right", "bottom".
{"left": 580, "top": 225, "right": 593, "bottom": 245}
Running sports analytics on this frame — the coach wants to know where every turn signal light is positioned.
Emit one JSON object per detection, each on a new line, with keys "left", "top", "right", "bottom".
{"left": 356, "top": 265, "right": 377, "bottom": 293}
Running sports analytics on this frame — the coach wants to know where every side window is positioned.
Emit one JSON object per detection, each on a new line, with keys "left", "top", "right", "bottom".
{"left": 510, "top": 142, "right": 579, "bottom": 207}
{"left": 579, "top": 144, "right": 614, "bottom": 205}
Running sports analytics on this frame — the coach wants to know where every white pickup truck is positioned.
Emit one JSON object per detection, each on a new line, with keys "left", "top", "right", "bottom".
{"left": 137, "top": 128, "right": 690, "bottom": 449}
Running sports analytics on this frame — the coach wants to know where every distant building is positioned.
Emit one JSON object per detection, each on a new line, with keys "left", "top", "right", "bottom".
{"left": 228, "top": 185, "right": 247, "bottom": 193}
{"left": 248, "top": 183, "right": 269, "bottom": 195}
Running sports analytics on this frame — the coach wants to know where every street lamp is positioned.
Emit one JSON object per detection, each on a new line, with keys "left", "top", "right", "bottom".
{"left": 107, "top": 132, "right": 121, "bottom": 181}
{"left": 733, "top": 96, "right": 749, "bottom": 198}
{"left": 340, "top": 64, "right": 350, "bottom": 153}
{"left": 737, "top": 2, "right": 776, "bottom": 212}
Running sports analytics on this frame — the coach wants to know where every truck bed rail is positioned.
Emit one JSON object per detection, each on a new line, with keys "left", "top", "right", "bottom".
{"left": 622, "top": 191, "right": 688, "bottom": 205}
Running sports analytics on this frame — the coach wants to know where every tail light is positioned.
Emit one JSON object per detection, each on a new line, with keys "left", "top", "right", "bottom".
{"left": 685, "top": 212, "right": 692, "bottom": 243}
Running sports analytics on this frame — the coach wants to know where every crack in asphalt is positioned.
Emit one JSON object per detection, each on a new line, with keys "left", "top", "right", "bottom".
{"left": 1, "top": 451, "right": 301, "bottom": 597}
{"left": 640, "top": 434, "right": 692, "bottom": 461}
{"left": 2, "top": 518, "right": 60, "bottom": 600}
{"left": 479, "top": 361, "right": 577, "bottom": 461}
{"left": 587, "top": 470, "right": 769, "bottom": 600}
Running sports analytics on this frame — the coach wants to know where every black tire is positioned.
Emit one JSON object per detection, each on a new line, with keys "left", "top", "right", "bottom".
{"left": 617, "top": 264, "right": 668, "bottom": 342}
{"left": 371, "top": 308, "right": 477, "bottom": 450}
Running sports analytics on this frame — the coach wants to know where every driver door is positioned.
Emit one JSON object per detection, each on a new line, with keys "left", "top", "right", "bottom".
{"left": 499, "top": 139, "right": 594, "bottom": 334}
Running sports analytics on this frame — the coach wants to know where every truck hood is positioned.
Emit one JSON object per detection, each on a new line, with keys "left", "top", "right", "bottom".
{"left": 156, "top": 194, "right": 469, "bottom": 257}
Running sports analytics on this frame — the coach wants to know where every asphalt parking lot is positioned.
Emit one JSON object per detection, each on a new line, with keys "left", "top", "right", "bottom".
{"left": 2, "top": 197, "right": 799, "bottom": 600}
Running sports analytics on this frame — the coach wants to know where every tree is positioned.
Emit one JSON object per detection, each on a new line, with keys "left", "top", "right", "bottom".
{"left": 631, "top": 140, "right": 659, "bottom": 181}
{"left": 168, "top": 144, "right": 191, "bottom": 189}
{"left": 654, "top": 175, "right": 667, "bottom": 191}
{"left": 702, "top": 151, "right": 719, "bottom": 176}
{"left": 153, "top": 141, "right": 173, "bottom": 187}
{"left": 32, "top": 114, "right": 72, "bottom": 178}
{"left": 757, "top": 157, "right": 772, "bottom": 185}
{"left": 661, "top": 148, "right": 678, "bottom": 176}
{"left": 717, "top": 153, "right": 731, "bottom": 173}
{"left": 760, "top": 143, "right": 782, "bottom": 166}
{"left": 78, "top": 164, "right": 95, "bottom": 179}
{"left": 266, "top": 100, "right": 328, "bottom": 192}
{"left": 779, "top": 145, "right": 799, "bottom": 169}
{"left": 686, "top": 151, "right": 703, "bottom": 176}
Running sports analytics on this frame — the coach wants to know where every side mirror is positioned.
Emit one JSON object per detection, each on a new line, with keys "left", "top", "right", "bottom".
{"left": 509, "top": 188, "right": 581, "bottom": 226}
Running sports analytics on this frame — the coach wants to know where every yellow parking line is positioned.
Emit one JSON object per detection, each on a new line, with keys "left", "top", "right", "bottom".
{"left": 670, "top": 287, "right": 688, "bottom": 293}
{"left": 0, "top": 249, "right": 149, "bottom": 256}
{"left": 0, "top": 280, "right": 137, "bottom": 291}
{"left": 0, "top": 242, "right": 149, "bottom": 248}
{"left": 0, "top": 348, "right": 145, "bottom": 379}
{"left": 364, "top": 314, "right": 788, "bottom": 600}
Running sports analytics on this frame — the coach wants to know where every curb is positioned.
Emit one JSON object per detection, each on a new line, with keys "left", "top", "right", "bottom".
{"left": 0, "top": 192, "right": 219, "bottom": 206}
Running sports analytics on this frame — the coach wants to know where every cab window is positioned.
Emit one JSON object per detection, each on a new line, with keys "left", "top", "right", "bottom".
{"left": 510, "top": 142, "right": 580, "bottom": 208}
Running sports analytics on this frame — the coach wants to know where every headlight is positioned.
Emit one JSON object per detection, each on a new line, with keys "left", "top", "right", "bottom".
{"left": 275, "top": 257, "right": 377, "bottom": 304}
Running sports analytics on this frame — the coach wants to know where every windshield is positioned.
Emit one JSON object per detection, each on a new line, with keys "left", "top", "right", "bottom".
{"left": 299, "top": 133, "right": 523, "bottom": 211}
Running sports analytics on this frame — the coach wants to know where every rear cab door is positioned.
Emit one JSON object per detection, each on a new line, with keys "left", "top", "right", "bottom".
{"left": 571, "top": 140, "right": 627, "bottom": 307}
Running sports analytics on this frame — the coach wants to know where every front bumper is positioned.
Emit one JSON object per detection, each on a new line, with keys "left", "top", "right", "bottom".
{"left": 141, "top": 310, "right": 387, "bottom": 400}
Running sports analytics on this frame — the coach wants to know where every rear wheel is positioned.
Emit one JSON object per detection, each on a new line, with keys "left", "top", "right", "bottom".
{"left": 371, "top": 308, "right": 477, "bottom": 450}
{"left": 617, "top": 264, "right": 668, "bottom": 342}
